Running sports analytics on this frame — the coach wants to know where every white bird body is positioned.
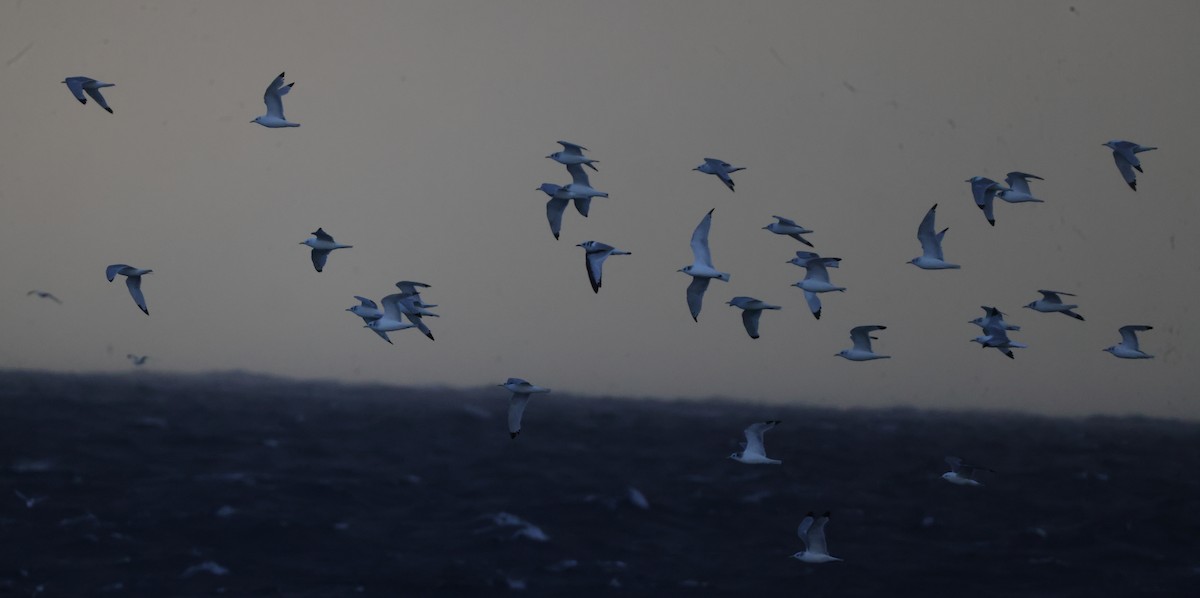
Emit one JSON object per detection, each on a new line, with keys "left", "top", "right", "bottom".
{"left": 547, "top": 141, "right": 599, "bottom": 171}
{"left": 792, "top": 512, "right": 842, "bottom": 563}
{"left": 300, "top": 228, "right": 352, "bottom": 272}
{"left": 499, "top": 378, "right": 550, "bottom": 439}
{"left": 910, "top": 204, "right": 959, "bottom": 269}
{"left": 729, "top": 421, "right": 781, "bottom": 464}
{"left": 63, "top": 76, "right": 115, "bottom": 113}
{"left": 837, "top": 325, "right": 890, "bottom": 361}
{"left": 971, "top": 324, "right": 1027, "bottom": 359}
{"left": 538, "top": 184, "right": 592, "bottom": 239}
{"left": 577, "top": 241, "right": 631, "bottom": 294}
{"left": 1104, "top": 325, "right": 1153, "bottom": 359}
{"left": 942, "top": 456, "right": 993, "bottom": 487}
{"left": 995, "top": 172, "right": 1045, "bottom": 204}
{"left": 694, "top": 158, "right": 744, "bottom": 192}
{"left": 966, "top": 176, "right": 1002, "bottom": 226}
{"left": 763, "top": 216, "right": 814, "bottom": 247}
{"left": 679, "top": 209, "right": 730, "bottom": 321}
{"left": 787, "top": 252, "right": 842, "bottom": 319}
{"left": 1104, "top": 140, "right": 1157, "bottom": 191}
{"left": 105, "top": 264, "right": 152, "bottom": 315}
{"left": 365, "top": 294, "right": 419, "bottom": 335}
{"left": 1024, "top": 290, "right": 1084, "bottom": 321}
{"left": 252, "top": 72, "right": 299, "bottom": 127}
{"left": 560, "top": 163, "right": 609, "bottom": 201}
{"left": 726, "top": 297, "right": 781, "bottom": 339}
{"left": 347, "top": 296, "right": 394, "bottom": 344}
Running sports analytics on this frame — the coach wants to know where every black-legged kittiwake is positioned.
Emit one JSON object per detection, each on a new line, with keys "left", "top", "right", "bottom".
{"left": 678, "top": 209, "right": 730, "bottom": 321}
{"left": 105, "top": 264, "right": 152, "bottom": 315}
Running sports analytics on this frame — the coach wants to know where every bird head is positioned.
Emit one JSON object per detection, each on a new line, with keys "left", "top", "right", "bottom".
{"left": 1022, "top": 302, "right": 1036, "bottom": 309}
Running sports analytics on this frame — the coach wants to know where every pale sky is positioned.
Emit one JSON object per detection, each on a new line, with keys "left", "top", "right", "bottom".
{"left": 1, "top": 1, "right": 1197, "bottom": 418}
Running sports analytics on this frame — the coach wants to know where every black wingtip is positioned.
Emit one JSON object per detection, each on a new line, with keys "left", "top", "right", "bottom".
{"left": 1128, "top": 182, "right": 1137, "bottom": 191}
{"left": 140, "top": 307, "right": 149, "bottom": 315}
{"left": 750, "top": 334, "right": 760, "bottom": 339}
{"left": 822, "top": 510, "right": 832, "bottom": 518}
{"left": 510, "top": 431, "right": 519, "bottom": 439}
{"left": 813, "top": 310, "right": 821, "bottom": 320}
{"left": 553, "top": 233, "right": 560, "bottom": 240}
{"left": 279, "top": 71, "right": 286, "bottom": 78}
{"left": 932, "top": 203, "right": 938, "bottom": 210}
{"left": 424, "top": 333, "right": 435, "bottom": 341}
{"left": 78, "top": 98, "right": 87, "bottom": 105}
{"left": 315, "top": 268, "right": 323, "bottom": 273}
{"left": 988, "top": 220, "right": 996, "bottom": 227}
{"left": 1005, "top": 351, "right": 1015, "bottom": 359}
{"left": 805, "top": 511, "right": 815, "bottom": 517}
{"left": 104, "top": 107, "right": 113, "bottom": 114}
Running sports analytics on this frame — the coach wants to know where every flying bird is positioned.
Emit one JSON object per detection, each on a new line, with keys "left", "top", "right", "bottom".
{"left": 62, "top": 76, "right": 115, "bottom": 113}
{"left": 792, "top": 512, "right": 842, "bottom": 563}
{"left": 105, "top": 264, "right": 152, "bottom": 315}
{"left": 346, "top": 296, "right": 393, "bottom": 344}
{"left": 837, "top": 325, "right": 890, "bottom": 361}
{"left": 547, "top": 141, "right": 599, "bottom": 171}
{"left": 763, "top": 215, "right": 814, "bottom": 247}
{"left": 789, "top": 252, "right": 844, "bottom": 320}
{"left": 364, "top": 294, "right": 419, "bottom": 338}
{"left": 728, "top": 420, "right": 782, "bottom": 464}
{"left": 537, "top": 184, "right": 576, "bottom": 240}
{"left": 27, "top": 290, "right": 62, "bottom": 304}
{"left": 558, "top": 163, "right": 609, "bottom": 217}
{"left": 725, "top": 297, "right": 781, "bottom": 339}
{"left": 13, "top": 491, "right": 46, "bottom": 509}
{"left": 942, "top": 456, "right": 995, "bottom": 487}
{"left": 678, "top": 209, "right": 731, "bottom": 321}
{"left": 995, "top": 172, "right": 1046, "bottom": 204}
{"left": 392, "top": 281, "right": 438, "bottom": 341}
{"left": 971, "top": 323, "right": 1027, "bottom": 359}
{"left": 909, "top": 204, "right": 959, "bottom": 269}
{"left": 251, "top": 72, "right": 299, "bottom": 128}
{"left": 1023, "top": 290, "right": 1085, "bottom": 321}
{"left": 969, "top": 306, "right": 1020, "bottom": 332}
{"left": 576, "top": 241, "right": 631, "bottom": 294}
{"left": 126, "top": 354, "right": 148, "bottom": 366}
{"left": 693, "top": 158, "right": 744, "bottom": 192}
{"left": 1103, "top": 140, "right": 1157, "bottom": 191}
{"left": 1104, "top": 325, "right": 1154, "bottom": 359}
{"left": 499, "top": 378, "right": 550, "bottom": 439}
{"left": 966, "top": 176, "right": 1002, "bottom": 226}
{"left": 300, "top": 228, "right": 352, "bottom": 272}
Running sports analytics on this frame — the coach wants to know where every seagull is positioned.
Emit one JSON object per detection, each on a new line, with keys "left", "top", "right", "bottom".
{"left": 547, "top": 141, "right": 599, "bottom": 171}
{"left": 251, "top": 72, "right": 299, "bottom": 128}
{"left": 678, "top": 209, "right": 730, "bottom": 321}
{"left": 971, "top": 323, "right": 1027, "bottom": 359}
{"left": 62, "top": 76, "right": 115, "bottom": 113}
{"left": 726, "top": 297, "right": 782, "bottom": 340}
{"left": 995, "top": 172, "right": 1046, "bottom": 204}
{"left": 942, "top": 456, "right": 995, "bottom": 487}
{"left": 364, "top": 294, "right": 419, "bottom": 338}
{"left": 729, "top": 420, "right": 782, "bottom": 464}
{"left": 1104, "top": 140, "right": 1157, "bottom": 191}
{"left": 909, "top": 204, "right": 959, "bottom": 269}
{"left": 694, "top": 158, "right": 744, "bottom": 192}
{"left": 792, "top": 512, "right": 842, "bottom": 563}
{"left": 969, "top": 306, "right": 1021, "bottom": 332}
{"left": 105, "top": 264, "right": 152, "bottom": 315}
{"left": 300, "top": 228, "right": 352, "bottom": 272}
{"left": 499, "top": 378, "right": 550, "bottom": 439}
{"left": 763, "top": 216, "right": 815, "bottom": 247}
{"left": 13, "top": 491, "right": 46, "bottom": 509}
{"left": 126, "top": 354, "right": 148, "bottom": 366}
{"left": 346, "top": 296, "right": 393, "bottom": 344}
{"left": 1104, "top": 325, "right": 1154, "bottom": 359}
{"left": 392, "top": 281, "right": 438, "bottom": 341}
{"left": 537, "top": 184, "right": 587, "bottom": 240}
{"left": 966, "top": 176, "right": 1002, "bottom": 226}
{"left": 576, "top": 241, "right": 631, "bottom": 294}
{"left": 837, "top": 325, "right": 890, "bottom": 361}
{"left": 788, "top": 252, "right": 844, "bottom": 320}
{"left": 559, "top": 163, "right": 609, "bottom": 216}
{"left": 27, "top": 290, "right": 62, "bottom": 304}
{"left": 1023, "top": 290, "right": 1085, "bottom": 321}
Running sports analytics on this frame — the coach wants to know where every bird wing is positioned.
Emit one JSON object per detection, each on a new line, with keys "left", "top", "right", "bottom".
{"left": 566, "top": 162, "right": 591, "bottom": 187}
{"left": 1112, "top": 152, "right": 1137, "bottom": 188}
{"left": 312, "top": 228, "right": 334, "bottom": 242}
{"left": 556, "top": 140, "right": 587, "bottom": 155}
{"left": 83, "top": 86, "right": 113, "bottom": 113}
{"left": 354, "top": 296, "right": 378, "bottom": 309}
{"left": 945, "top": 456, "right": 963, "bottom": 474}
{"left": 310, "top": 249, "right": 330, "bottom": 272}
{"left": 508, "top": 393, "right": 530, "bottom": 438}
{"left": 1037, "top": 290, "right": 1070, "bottom": 304}
{"left": 773, "top": 215, "right": 797, "bottom": 226}
{"left": 394, "top": 281, "right": 431, "bottom": 296}
{"left": 690, "top": 209, "right": 715, "bottom": 268}
{"left": 797, "top": 515, "right": 814, "bottom": 551}
{"left": 125, "top": 276, "right": 148, "bottom": 314}
{"left": 380, "top": 294, "right": 406, "bottom": 320}
{"left": 1004, "top": 172, "right": 1042, "bottom": 195}
{"left": 803, "top": 260, "right": 831, "bottom": 284}
{"left": 106, "top": 264, "right": 130, "bottom": 282}
{"left": 716, "top": 170, "right": 735, "bottom": 191}
{"left": 263, "top": 72, "right": 288, "bottom": 119}
{"left": 585, "top": 250, "right": 608, "bottom": 293}
{"left": 807, "top": 513, "right": 831, "bottom": 556}
{"left": 916, "top": 204, "right": 939, "bottom": 258}
{"left": 742, "top": 421, "right": 776, "bottom": 458}
{"left": 64, "top": 77, "right": 89, "bottom": 103}
{"left": 741, "top": 309, "right": 762, "bottom": 339}
{"left": 850, "top": 325, "right": 884, "bottom": 352}
{"left": 573, "top": 197, "right": 591, "bottom": 217}
{"left": 803, "top": 290, "right": 822, "bottom": 319}
{"left": 1118, "top": 325, "right": 1151, "bottom": 350}
{"left": 404, "top": 313, "right": 435, "bottom": 340}
{"left": 685, "top": 277, "right": 711, "bottom": 322}
{"left": 545, "top": 197, "right": 569, "bottom": 240}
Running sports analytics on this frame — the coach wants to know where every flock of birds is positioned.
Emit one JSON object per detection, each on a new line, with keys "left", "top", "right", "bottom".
{"left": 28, "top": 69, "right": 1165, "bottom": 565}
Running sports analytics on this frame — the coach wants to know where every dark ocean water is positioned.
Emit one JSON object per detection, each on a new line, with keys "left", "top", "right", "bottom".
{"left": 1, "top": 371, "right": 1198, "bottom": 596}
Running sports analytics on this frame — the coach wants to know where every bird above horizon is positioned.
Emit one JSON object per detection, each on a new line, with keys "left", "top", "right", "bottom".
{"left": 62, "top": 76, "right": 115, "bottom": 113}
{"left": 789, "top": 251, "right": 844, "bottom": 320}
{"left": 391, "top": 281, "right": 438, "bottom": 341}
{"left": 364, "top": 293, "right": 419, "bottom": 340}
{"left": 346, "top": 296, "right": 393, "bottom": 344}
{"left": 252, "top": 72, "right": 299, "bottom": 128}
{"left": 966, "top": 176, "right": 1003, "bottom": 226}
{"left": 576, "top": 241, "right": 631, "bottom": 294}
{"left": 1104, "top": 140, "right": 1157, "bottom": 191}
{"left": 547, "top": 141, "right": 599, "bottom": 171}
{"left": 995, "top": 172, "right": 1046, "bottom": 204}
{"left": 792, "top": 512, "right": 842, "bottom": 563}
{"left": 678, "top": 209, "right": 730, "bottom": 322}
{"left": 909, "top": 204, "right": 959, "bottom": 270}
{"left": 300, "top": 228, "right": 352, "bottom": 272}
{"left": 729, "top": 420, "right": 781, "bottom": 464}
{"left": 969, "top": 306, "right": 1020, "bottom": 332}
{"left": 837, "top": 325, "right": 890, "bottom": 361}
{"left": 694, "top": 158, "right": 744, "bottom": 192}
{"left": 126, "top": 354, "right": 148, "bottom": 366}
{"left": 971, "top": 322, "right": 1026, "bottom": 359}
{"left": 763, "top": 215, "right": 814, "bottom": 247}
{"left": 105, "top": 264, "right": 152, "bottom": 315}
{"left": 726, "top": 297, "right": 781, "bottom": 340}
{"left": 499, "top": 378, "right": 550, "bottom": 439}
{"left": 1104, "top": 325, "right": 1154, "bottom": 359}
{"left": 27, "top": 290, "right": 62, "bottom": 304}
{"left": 1023, "top": 290, "right": 1085, "bottom": 321}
